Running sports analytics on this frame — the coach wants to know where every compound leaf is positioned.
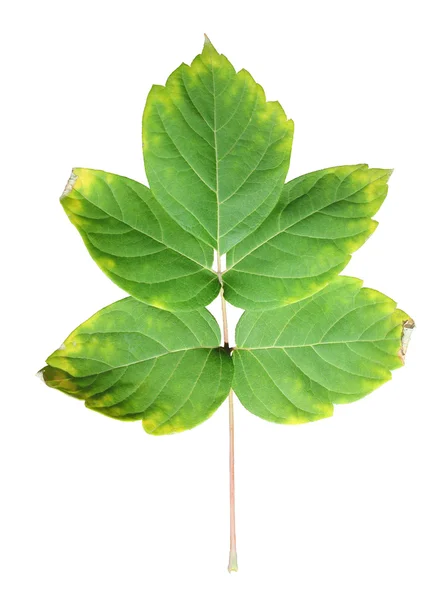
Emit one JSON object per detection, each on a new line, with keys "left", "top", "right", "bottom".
{"left": 42, "top": 37, "right": 413, "bottom": 440}
{"left": 142, "top": 36, "right": 294, "bottom": 254}
{"left": 61, "top": 169, "right": 220, "bottom": 311}
{"left": 39, "top": 37, "right": 414, "bottom": 572}
{"left": 41, "top": 298, "right": 233, "bottom": 435}
{"left": 233, "top": 277, "right": 409, "bottom": 424}
{"left": 223, "top": 165, "right": 392, "bottom": 309}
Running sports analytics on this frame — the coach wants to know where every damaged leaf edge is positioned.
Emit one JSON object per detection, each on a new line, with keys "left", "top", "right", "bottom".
{"left": 399, "top": 318, "right": 415, "bottom": 363}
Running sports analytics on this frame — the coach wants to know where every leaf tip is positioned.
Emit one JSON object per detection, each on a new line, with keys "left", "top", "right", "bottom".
{"left": 60, "top": 170, "right": 78, "bottom": 199}
{"left": 385, "top": 167, "right": 394, "bottom": 179}
{"left": 398, "top": 318, "right": 415, "bottom": 364}
{"left": 35, "top": 367, "right": 46, "bottom": 383}
{"left": 203, "top": 34, "right": 218, "bottom": 55}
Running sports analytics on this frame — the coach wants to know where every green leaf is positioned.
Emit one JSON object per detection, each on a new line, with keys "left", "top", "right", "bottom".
{"left": 61, "top": 169, "right": 220, "bottom": 311}
{"left": 142, "top": 36, "right": 294, "bottom": 254}
{"left": 41, "top": 298, "right": 233, "bottom": 435}
{"left": 223, "top": 165, "right": 392, "bottom": 309}
{"left": 40, "top": 37, "right": 414, "bottom": 572}
{"left": 233, "top": 277, "right": 409, "bottom": 425}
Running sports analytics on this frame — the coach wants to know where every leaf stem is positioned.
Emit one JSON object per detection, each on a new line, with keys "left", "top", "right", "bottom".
{"left": 220, "top": 289, "right": 229, "bottom": 347}
{"left": 227, "top": 388, "right": 238, "bottom": 572}
{"left": 217, "top": 252, "right": 237, "bottom": 572}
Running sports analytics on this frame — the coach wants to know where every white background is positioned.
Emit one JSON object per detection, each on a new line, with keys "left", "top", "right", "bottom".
{"left": 1, "top": 1, "right": 439, "bottom": 598}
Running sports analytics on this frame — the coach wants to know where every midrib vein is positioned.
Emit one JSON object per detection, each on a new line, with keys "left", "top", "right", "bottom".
{"left": 211, "top": 59, "right": 222, "bottom": 270}
{"left": 238, "top": 338, "right": 399, "bottom": 351}
{"left": 51, "top": 347, "right": 217, "bottom": 376}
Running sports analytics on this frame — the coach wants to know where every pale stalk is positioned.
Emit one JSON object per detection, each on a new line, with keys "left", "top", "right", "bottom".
{"left": 227, "top": 388, "right": 237, "bottom": 572}
{"left": 217, "top": 253, "right": 238, "bottom": 573}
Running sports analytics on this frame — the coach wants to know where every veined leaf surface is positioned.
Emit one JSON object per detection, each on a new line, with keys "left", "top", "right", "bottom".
{"left": 143, "top": 37, "right": 294, "bottom": 254}
{"left": 224, "top": 165, "right": 392, "bottom": 309}
{"left": 42, "top": 38, "right": 413, "bottom": 437}
{"left": 42, "top": 298, "right": 233, "bottom": 435}
{"left": 233, "top": 277, "right": 408, "bottom": 424}
{"left": 61, "top": 169, "right": 219, "bottom": 311}
{"left": 40, "top": 37, "right": 414, "bottom": 572}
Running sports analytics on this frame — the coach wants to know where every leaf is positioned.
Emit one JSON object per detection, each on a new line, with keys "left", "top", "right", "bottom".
{"left": 223, "top": 165, "right": 392, "bottom": 309}
{"left": 41, "top": 297, "right": 233, "bottom": 435}
{"left": 233, "top": 277, "right": 409, "bottom": 425}
{"left": 142, "top": 36, "right": 294, "bottom": 254}
{"left": 61, "top": 169, "right": 220, "bottom": 311}
{"left": 41, "top": 37, "right": 413, "bottom": 572}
